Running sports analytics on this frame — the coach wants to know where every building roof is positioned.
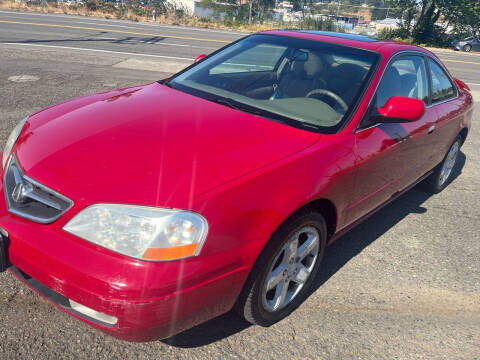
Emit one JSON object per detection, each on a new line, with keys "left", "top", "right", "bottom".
{"left": 376, "top": 18, "right": 402, "bottom": 25}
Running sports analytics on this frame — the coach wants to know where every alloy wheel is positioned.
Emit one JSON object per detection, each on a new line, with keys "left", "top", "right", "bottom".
{"left": 439, "top": 141, "right": 459, "bottom": 186}
{"left": 262, "top": 226, "right": 320, "bottom": 312}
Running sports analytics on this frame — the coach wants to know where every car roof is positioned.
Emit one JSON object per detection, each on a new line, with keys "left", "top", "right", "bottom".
{"left": 296, "top": 30, "right": 380, "bottom": 42}
{"left": 258, "top": 30, "right": 435, "bottom": 58}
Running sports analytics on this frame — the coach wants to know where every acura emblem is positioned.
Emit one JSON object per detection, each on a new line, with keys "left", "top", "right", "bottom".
{"left": 12, "top": 182, "right": 28, "bottom": 203}
{"left": 10, "top": 165, "right": 30, "bottom": 204}
{"left": 5, "top": 156, "right": 72, "bottom": 223}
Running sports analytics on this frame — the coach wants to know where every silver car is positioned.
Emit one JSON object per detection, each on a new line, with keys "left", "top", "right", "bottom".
{"left": 452, "top": 36, "right": 480, "bottom": 52}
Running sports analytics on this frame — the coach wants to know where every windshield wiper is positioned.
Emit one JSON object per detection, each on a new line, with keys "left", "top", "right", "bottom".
{"left": 212, "top": 98, "right": 262, "bottom": 116}
{"left": 213, "top": 98, "right": 240, "bottom": 110}
{"left": 160, "top": 79, "right": 173, "bottom": 88}
{"left": 297, "top": 121, "right": 321, "bottom": 130}
{"left": 213, "top": 97, "right": 322, "bottom": 131}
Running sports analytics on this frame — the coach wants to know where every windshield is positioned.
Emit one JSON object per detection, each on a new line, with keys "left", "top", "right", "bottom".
{"left": 169, "top": 34, "right": 379, "bottom": 133}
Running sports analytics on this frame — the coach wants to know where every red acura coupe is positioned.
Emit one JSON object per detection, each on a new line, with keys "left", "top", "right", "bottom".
{"left": 0, "top": 31, "right": 473, "bottom": 341}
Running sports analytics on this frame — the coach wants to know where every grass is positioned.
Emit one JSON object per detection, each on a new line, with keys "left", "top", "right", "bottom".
{"left": 0, "top": 0, "right": 262, "bottom": 31}
{"left": 0, "top": 0, "right": 345, "bottom": 33}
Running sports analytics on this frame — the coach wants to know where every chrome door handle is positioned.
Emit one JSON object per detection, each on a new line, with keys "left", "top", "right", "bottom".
{"left": 428, "top": 125, "right": 435, "bottom": 134}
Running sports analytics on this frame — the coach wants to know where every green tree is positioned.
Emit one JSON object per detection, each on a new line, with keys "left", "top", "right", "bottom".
{"left": 439, "top": 0, "right": 480, "bottom": 37}
{"left": 385, "top": 0, "right": 480, "bottom": 44}
{"left": 384, "top": 0, "right": 447, "bottom": 45}
{"left": 411, "top": 0, "right": 442, "bottom": 43}
{"left": 367, "top": 0, "right": 390, "bottom": 21}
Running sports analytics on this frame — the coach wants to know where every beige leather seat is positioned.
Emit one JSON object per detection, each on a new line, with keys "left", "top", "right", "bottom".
{"left": 324, "top": 63, "right": 367, "bottom": 106}
{"left": 273, "top": 52, "right": 326, "bottom": 99}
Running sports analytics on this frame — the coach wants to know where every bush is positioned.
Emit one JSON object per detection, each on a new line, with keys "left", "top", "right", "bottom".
{"left": 378, "top": 25, "right": 452, "bottom": 48}
{"left": 85, "top": 0, "right": 97, "bottom": 11}
{"left": 134, "top": 7, "right": 146, "bottom": 16}
{"left": 297, "top": 17, "right": 342, "bottom": 32}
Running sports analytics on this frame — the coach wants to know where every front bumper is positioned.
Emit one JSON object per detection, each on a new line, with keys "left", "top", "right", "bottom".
{"left": 5, "top": 257, "right": 246, "bottom": 342}
{"left": 0, "top": 166, "right": 249, "bottom": 341}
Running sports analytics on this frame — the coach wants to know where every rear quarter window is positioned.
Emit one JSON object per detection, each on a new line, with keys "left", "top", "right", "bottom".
{"left": 427, "top": 58, "right": 456, "bottom": 103}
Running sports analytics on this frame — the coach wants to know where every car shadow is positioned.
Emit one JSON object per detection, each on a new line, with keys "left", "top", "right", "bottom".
{"left": 163, "top": 152, "right": 466, "bottom": 348}
{"left": 311, "top": 151, "right": 465, "bottom": 294}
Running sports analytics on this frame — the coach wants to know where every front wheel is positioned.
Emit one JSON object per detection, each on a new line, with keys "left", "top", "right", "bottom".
{"left": 463, "top": 44, "right": 472, "bottom": 52}
{"left": 422, "top": 136, "right": 461, "bottom": 193}
{"left": 235, "top": 210, "right": 327, "bottom": 326}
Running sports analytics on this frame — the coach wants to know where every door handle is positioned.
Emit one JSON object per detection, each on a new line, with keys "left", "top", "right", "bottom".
{"left": 428, "top": 125, "right": 435, "bottom": 134}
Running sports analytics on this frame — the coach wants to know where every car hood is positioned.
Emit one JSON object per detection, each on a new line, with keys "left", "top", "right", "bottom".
{"left": 14, "top": 83, "right": 319, "bottom": 210}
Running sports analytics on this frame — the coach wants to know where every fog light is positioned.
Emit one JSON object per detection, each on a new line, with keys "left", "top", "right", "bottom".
{"left": 69, "top": 299, "right": 118, "bottom": 326}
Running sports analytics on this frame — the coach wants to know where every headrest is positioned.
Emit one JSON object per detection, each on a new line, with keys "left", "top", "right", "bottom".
{"left": 304, "top": 53, "right": 324, "bottom": 79}
{"left": 377, "top": 66, "right": 402, "bottom": 106}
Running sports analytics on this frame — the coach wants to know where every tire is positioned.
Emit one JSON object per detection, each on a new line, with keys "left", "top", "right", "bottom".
{"left": 422, "top": 136, "right": 461, "bottom": 193}
{"left": 463, "top": 44, "right": 472, "bottom": 52}
{"left": 235, "top": 209, "right": 327, "bottom": 326}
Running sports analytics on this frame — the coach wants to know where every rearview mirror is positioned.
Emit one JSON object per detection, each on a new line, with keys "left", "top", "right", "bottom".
{"left": 291, "top": 49, "right": 309, "bottom": 62}
{"left": 194, "top": 54, "right": 207, "bottom": 63}
{"left": 377, "top": 96, "right": 425, "bottom": 123}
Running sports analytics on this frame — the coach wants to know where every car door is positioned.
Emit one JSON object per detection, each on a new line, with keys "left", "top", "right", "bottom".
{"left": 389, "top": 55, "right": 439, "bottom": 192}
{"left": 346, "top": 62, "right": 406, "bottom": 225}
{"left": 425, "top": 57, "right": 463, "bottom": 165}
{"left": 346, "top": 54, "right": 434, "bottom": 225}
{"left": 473, "top": 38, "right": 480, "bottom": 51}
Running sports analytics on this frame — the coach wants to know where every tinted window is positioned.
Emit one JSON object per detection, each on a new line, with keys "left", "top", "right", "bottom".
{"left": 376, "top": 55, "right": 429, "bottom": 107}
{"left": 170, "top": 34, "right": 379, "bottom": 133}
{"left": 210, "top": 44, "right": 286, "bottom": 74}
{"left": 428, "top": 58, "right": 456, "bottom": 103}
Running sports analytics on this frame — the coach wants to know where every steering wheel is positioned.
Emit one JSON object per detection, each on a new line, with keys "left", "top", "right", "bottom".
{"left": 306, "top": 89, "right": 348, "bottom": 112}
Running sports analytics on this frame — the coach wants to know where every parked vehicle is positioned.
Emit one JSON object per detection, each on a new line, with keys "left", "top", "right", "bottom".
{"left": 452, "top": 36, "right": 480, "bottom": 52}
{"left": 0, "top": 31, "right": 473, "bottom": 342}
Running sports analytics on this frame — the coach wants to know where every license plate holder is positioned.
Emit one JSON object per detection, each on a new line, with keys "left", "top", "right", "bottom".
{"left": 0, "top": 232, "right": 9, "bottom": 272}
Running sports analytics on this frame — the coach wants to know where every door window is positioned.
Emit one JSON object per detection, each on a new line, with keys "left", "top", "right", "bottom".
{"left": 427, "top": 58, "right": 456, "bottom": 103}
{"left": 376, "top": 55, "right": 429, "bottom": 107}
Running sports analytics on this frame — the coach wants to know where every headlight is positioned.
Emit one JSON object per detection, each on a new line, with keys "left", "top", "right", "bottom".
{"left": 3, "top": 117, "right": 28, "bottom": 169}
{"left": 63, "top": 204, "right": 208, "bottom": 261}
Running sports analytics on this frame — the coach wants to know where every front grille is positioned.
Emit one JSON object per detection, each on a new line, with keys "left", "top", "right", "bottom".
{"left": 4, "top": 155, "right": 73, "bottom": 223}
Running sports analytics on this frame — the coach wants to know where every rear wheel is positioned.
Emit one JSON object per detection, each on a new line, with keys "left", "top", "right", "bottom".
{"left": 463, "top": 44, "right": 472, "bottom": 52}
{"left": 422, "top": 136, "right": 461, "bottom": 193}
{"left": 235, "top": 210, "right": 326, "bottom": 326}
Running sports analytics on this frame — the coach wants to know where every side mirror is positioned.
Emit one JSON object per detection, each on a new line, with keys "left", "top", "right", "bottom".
{"left": 194, "top": 54, "right": 207, "bottom": 63}
{"left": 454, "top": 78, "right": 470, "bottom": 92}
{"left": 377, "top": 96, "right": 425, "bottom": 123}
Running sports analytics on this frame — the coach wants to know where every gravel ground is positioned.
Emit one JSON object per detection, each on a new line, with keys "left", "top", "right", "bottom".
{"left": 0, "top": 44, "right": 479, "bottom": 360}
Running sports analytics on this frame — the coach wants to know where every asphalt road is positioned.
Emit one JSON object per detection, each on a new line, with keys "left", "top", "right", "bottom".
{"left": 0, "top": 9, "right": 242, "bottom": 60}
{"left": 0, "top": 10, "right": 479, "bottom": 360}
{"left": 1, "top": 9, "right": 480, "bottom": 83}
